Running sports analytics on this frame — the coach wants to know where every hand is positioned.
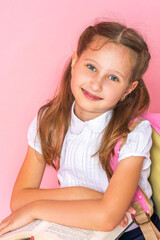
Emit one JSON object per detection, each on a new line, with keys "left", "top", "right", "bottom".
{"left": 0, "top": 203, "right": 35, "bottom": 237}
{"left": 119, "top": 206, "right": 136, "bottom": 228}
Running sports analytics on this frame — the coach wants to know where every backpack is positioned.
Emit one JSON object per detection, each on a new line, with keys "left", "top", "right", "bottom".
{"left": 143, "top": 113, "right": 160, "bottom": 219}
{"left": 111, "top": 113, "right": 160, "bottom": 240}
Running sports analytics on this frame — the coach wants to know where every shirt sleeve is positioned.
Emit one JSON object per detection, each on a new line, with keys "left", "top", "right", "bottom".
{"left": 27, "top": 115, "right": 42, "bottom": 154}
{"left": 118, "top": 120, "right": 152, "bottom": 170}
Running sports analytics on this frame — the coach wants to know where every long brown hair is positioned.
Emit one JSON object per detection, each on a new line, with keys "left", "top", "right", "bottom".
{"left": 37, "top": 21, "right": 150, "bottom": 178}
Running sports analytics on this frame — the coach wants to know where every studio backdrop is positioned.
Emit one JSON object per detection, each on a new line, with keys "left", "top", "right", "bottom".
{"left": 0, "top": 0, "right": 160, "bottom": 220}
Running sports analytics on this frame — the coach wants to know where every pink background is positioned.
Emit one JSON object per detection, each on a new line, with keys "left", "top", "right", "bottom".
{"left": 0, "top": 0, "right": 160, "bottom": 220}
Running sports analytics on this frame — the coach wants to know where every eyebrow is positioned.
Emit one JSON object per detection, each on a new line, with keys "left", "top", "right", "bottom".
{"left": 84, "top": 58, "right": 125, "bottom": 80}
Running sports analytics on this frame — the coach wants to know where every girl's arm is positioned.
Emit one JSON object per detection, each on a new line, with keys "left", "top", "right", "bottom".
{"left": 34, "top": 155, "right": 144, "bottom": 230}
{"left": 1, "top": 155, "right": 144, "bottom": 235}
{"left": 11, "top": 146, "right": 103, "bottom": 211}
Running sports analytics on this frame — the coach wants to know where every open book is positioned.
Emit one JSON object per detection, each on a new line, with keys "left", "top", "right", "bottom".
{"left": 0, "top": 212, "right": 133, "bottom": 240}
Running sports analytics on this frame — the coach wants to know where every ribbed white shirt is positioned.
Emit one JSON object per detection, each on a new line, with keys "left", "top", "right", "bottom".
{"left": 28, "top": 103, "right": 152, "bottom": 199}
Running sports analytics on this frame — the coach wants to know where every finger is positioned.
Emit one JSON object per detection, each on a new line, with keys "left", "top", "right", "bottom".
{"left": 0, "top": 214, "right": 12, "bottom": 224}
{"left": 123, "top": 215, "right": 128, "bottom": 225}
{"left": 0, "top": 219, "right": 20, "bottom": 237}
{"left": 0, "top": 223, "right": 11, "bottom": 237}
{"left": 127, "top": 206, "right": 136, "bottom": 214}
{"left": 119, "top": 220, "right": 125, "bottom": 227}
{"left": 119, "top": 215, "right": 129, "bottom": 228}
{"left": 0, "top": 220, "right": 9, "bottom": 230}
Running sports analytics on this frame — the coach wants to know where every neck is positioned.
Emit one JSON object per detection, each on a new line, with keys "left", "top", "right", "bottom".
{"left": 74, "top": 106, "right": 108, "bottom": 122}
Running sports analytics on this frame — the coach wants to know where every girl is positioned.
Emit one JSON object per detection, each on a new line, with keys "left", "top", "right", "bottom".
{"left": 0, "top": 21, "right": 160, "bottom": 240}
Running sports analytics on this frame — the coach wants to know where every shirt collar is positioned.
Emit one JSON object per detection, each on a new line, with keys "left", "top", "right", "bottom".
{"left": 70, "top": 102, "right": 113, "bottom": 134}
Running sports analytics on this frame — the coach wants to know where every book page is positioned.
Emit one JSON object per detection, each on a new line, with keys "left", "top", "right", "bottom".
{"left": 0, "top": 220, "right": 47, "bottom": 240}
{"left": 36, "top": 212, "right": 133, "bottom": 240}
{"left": 36, "top": 222, "right": 98, "bottom": 240}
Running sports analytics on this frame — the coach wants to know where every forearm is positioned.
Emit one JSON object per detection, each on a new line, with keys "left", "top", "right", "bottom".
{"left": 11, "top": 187, "right": 103, "bottom": 212}
{"left": 31, "top": 199, "right": 113, "bottom": 232}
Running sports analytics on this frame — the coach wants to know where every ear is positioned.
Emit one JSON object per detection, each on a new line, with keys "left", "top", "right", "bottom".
{"left": 71, "top": 52, "right": 78, "bottom": 71}
{"left": 121, "top": 81, "right": 138, "bottom": 101}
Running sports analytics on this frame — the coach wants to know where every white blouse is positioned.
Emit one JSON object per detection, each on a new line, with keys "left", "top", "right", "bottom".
{"left": 27, "top": 104, "right": 152, "bottom": 199}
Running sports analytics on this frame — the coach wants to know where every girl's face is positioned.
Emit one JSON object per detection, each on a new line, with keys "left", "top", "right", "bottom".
{"left": 71, "top": 36, "right": 138, "bottom": 121}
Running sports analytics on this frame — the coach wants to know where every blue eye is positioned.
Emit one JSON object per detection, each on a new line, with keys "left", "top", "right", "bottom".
{"left": 108, "top": 75, "right": 119, "bottom": 82}
{"left": 87, "top": 64, "right": 96, "bottom": 72}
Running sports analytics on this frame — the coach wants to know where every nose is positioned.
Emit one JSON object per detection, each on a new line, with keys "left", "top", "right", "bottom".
{"left": 89, "top": 77, "right": 103, "bottom": 92}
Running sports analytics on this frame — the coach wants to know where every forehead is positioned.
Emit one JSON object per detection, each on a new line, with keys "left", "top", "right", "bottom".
{"left": 88, "top": 35, "right": 136, "bottom": 61}
{"left": 81, "top": 36, "right": 136, "bottom": 67}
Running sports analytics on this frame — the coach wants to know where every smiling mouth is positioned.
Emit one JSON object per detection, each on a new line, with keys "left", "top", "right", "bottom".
{"left": 81, "top": 88, "right": 103, "bottom": 101}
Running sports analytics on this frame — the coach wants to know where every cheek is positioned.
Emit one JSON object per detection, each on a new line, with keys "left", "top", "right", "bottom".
{"left": 70, "top": 76, "right": 76, "bottom": 96}
{"left": 70, "top": 73, "right": 82, "bottom": 97}
{"left": 103, "top": 85, "right": 126, "bottom": 101}
{"left": 71, "top": 70, "right": 88, "bottom": 88}
{"left": 71, "top": 70, "right": 78, "bottom": 87}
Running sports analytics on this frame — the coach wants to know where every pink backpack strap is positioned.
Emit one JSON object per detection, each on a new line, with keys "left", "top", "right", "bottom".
{"left": 110, "top": 119, "right": 150, "bottom": 214}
